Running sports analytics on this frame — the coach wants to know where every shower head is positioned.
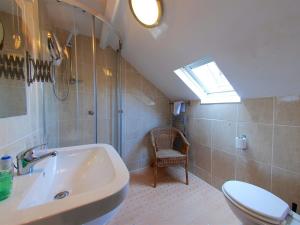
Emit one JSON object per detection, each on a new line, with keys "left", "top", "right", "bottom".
{"left": 63, "top": 30, "right": 76, "bottom": 59}
{"left": 47, "top": 31, "right": 63, "bottom": 66}
{"left": 65, "top": 32, "right": 73, "bottom": 48}
{"left": 65, "top": 27, "right": 78, "bottom": 48}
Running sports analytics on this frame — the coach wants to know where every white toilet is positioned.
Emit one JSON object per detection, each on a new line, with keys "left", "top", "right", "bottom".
{"left": 222, "top": 181, "right": 300, "bottom": 225}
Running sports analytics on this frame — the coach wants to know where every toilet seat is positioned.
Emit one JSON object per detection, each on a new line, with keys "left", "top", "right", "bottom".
{"left": 222, "top": 181, "right": 290, "bottom": 224}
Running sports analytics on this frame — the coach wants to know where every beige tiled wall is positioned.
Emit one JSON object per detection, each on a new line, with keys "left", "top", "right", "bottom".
{"left": 121, "top": 59, "right": 171, "bottom": 171}
{"left": 45, "top": 33, "right": 97, "bottom": 148}
{"left": 44, "top": 31, "right": 117, "bottom": 148}
{"left": 43, "top": 29, "right": 171, "bottom": 170}
{"left": 188, "top": 97, "right": 300, "bottom": 207}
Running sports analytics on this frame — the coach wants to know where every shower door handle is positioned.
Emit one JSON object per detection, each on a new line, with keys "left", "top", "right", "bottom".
{"left": 88, "top": 110, "right": 94, "bottom": 116}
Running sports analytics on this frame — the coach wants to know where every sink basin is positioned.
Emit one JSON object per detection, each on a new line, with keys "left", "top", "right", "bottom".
{"left": 0, "top": 144, "right": 129, "bottom": 225}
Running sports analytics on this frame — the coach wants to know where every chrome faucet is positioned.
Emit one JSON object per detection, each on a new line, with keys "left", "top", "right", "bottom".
{"left": 16, "top": 144, "right": 57, "bottom": 175}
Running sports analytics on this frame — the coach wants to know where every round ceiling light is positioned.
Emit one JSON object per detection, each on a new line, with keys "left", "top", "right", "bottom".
{"left": 129, "top": 0, "right": 163, "bottom": 28}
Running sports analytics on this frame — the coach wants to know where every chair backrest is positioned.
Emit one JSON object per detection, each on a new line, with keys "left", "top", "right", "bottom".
{"left": 151, "top": 127, "right": 180, "bottom": 151}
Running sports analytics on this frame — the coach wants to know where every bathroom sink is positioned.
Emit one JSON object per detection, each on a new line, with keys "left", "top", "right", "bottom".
{"left": 0, "top": 144, "right": 129, "bottom": 225}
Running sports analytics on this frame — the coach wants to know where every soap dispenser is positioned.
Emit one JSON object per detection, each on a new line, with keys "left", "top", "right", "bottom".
{"left": 0, "top": 155, "right": 13, "bottom": 201}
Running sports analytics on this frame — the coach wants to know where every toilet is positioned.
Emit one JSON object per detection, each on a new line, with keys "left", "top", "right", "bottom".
{"left": 222, "top": 181, "right": 300, "bottom": 225}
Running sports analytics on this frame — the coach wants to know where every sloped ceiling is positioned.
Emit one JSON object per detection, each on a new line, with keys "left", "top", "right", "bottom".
{"left": 112, "top": 0, "right": 300, "bottom": 100}
{"left": 41, "top": 0, "right": 107, "bottom": 37}
{"left": 51, "top": 0, "right": 300, "bottom": 101}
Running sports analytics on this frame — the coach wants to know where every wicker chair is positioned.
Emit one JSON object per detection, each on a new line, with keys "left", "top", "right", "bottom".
{"left": 150, "top": 127, "right": 190, "bottom": 187}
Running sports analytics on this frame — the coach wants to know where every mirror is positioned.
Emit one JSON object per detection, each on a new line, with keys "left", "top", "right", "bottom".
{"left": 0, "top": 0, "right": 27, "bottom": 118}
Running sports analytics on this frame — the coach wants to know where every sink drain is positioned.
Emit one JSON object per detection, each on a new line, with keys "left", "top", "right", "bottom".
{"left": 54, "top": 191, "right": 69, "bottom": 200}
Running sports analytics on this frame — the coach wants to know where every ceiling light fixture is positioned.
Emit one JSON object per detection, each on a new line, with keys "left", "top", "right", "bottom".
{"left": 129, "top": 0, "right": 163, "bottom": 28}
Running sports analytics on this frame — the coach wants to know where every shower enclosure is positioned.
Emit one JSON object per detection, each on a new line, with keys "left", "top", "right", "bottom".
{"left": 38, "top": 0, "right": 122, "bottom": 153}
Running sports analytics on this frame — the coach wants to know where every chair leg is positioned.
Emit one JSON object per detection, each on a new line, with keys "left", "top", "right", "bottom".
{"left": 150, "top": 161, "right": 154, "bottom": 167}
{"left": 153, "top": 164, "right": 157, "bottom": 188}
{"left": 185, "top": 160, "right": 189, "bottom": 185}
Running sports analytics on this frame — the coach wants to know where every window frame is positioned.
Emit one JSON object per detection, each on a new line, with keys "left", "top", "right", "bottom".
{"left": 175, "top": 58, "right": 241, "bottom": 104}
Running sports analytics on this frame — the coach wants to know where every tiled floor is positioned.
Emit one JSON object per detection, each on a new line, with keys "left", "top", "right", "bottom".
{"left": 108, "top": 167, "right": 240, "bottom": 225}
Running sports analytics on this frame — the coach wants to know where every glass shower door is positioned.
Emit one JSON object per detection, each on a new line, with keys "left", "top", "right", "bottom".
{"left": 40, "top": 0, "right": 121, "bottom": 150}
{"left": 72, "top": 14, "right": 96, "bottom": 146}
{"left": 40, "top": 0, "right": 96, "bottom": 148}
{"left": 96, "top": 25, "right": 118, "bottom": 148}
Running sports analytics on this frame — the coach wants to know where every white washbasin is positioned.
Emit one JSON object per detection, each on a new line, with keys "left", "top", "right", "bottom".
{"left": 0, "top": 144, "right": 129, "bottom": 225}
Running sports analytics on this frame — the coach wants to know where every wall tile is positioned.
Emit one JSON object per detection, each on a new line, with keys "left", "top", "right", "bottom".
{"left": 275, "top": 96, "right": 300, "bottom": 126}
{"left": 212, "top": 175, "right": 229, "bottom": 191}
{"left": 237, "top": 122, "right": 272, "bottom": 163}
{"left": 46, "top": 120, "right": 59, "bottom": 147}
{"left": 212, "top": 150, "right": 236, "bottom": 185}
{"left": 97, "top": 118, "right": 112, "bottom": 144}
{"left": 273, "top": 125, "right": 300, "bottom": 174}
{"left": 124, "top": 70, "right": 142, "bottom": 95}
{"left": 76, "top": 35, "right": 93, "bottom": 65}
{"left": 59, "top": 120, "right": 80, "bottom": 147}
{"left": 139, "top": 157, "right": 151, "bottom": 169}
{"left": 79, "top": 119, "right": 95, "bottom": 144}
{"left": 124, "top": 138, "right": 145, "bottom": 165}
{"left": 124, "top": 94, "right": 143, "bottom": 118}
{"left": 192, "top": 119, "right": 212, "bottom": 147}
{"left": 212, "top": 103, "right": 238, "bottom": 121}
{"left": 272, "top": 167, "right": 300, "bottom": 207}
{"left": 0, "top": 86, "right": 27, "bottom": 118}
{"left": 188, "top": 146, "right": 195, "bottom": 167}
{"left": 76, "top": 62, "right": 93, "bottom": 92}
{"left": 122, "top": 59, "right": 170, "bottom": 170}
{"left": 236, "top": 157, "right": 271, "bottom": 190}
{"left": 189, "top": 101, "right": 215, "bottom": 119}
{"left": 191, "top": 165, "right": 212, "bottom": 185}
{"left": 188, "top": 97, "right": 300, "bottom": 205}
{"left": 194, "top": 145, "right": 211, "bottom": 172}
{"left": 187, "top": 118, "right": 198, "bottom": 139}
{"left": 126, "top": 160, "right": 140, "bottom": 171}
{"left": 58, "top": 91, "right": 77, "bottom": 121}
{"left": 141, "top": 77, "right": 157, "bottom": 102}
{"left": 238, "top": 97, "right": 273, "bottom": 124}
{"left": 125, "top": 115, "right": 143, "bottom": 140}
{"left": 97, "top": 93, "right": 112, "bottom": 120}
{"left": 158, "top": 100, "right": 171, "bottom": 121}
{"left": 212, "top": 120, "right": 236, "bottom": 154}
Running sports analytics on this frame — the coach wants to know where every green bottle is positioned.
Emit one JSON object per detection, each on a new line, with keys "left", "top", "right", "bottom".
{"left": 0, "top": 170, "right": 12, "bottom": 201}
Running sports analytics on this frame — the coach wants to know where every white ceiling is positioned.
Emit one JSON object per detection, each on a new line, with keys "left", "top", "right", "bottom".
{"left": 40, "top": 0, "right": 106, "bottom": 38}
{"left": 31, "top": 0, "right": 300, "bottom": 100}
{"left": 111, "top": 0, "right": 300, "bottom": 100}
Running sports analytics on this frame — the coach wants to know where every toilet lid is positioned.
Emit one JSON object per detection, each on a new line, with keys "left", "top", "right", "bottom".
{"left": 222, "top": 181, "right": 290, "bottom": 222}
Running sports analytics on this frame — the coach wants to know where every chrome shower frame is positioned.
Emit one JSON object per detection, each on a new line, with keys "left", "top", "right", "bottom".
{"left": 42, "top": 1, "right": 124, "bottom": 156}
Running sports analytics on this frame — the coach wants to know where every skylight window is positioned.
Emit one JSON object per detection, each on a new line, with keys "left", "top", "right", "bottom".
{"left": 174, "top": 58, "right": 240, "bottom": 104}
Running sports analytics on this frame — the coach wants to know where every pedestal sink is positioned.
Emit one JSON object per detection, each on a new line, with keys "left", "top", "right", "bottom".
{"left": 0, "top": 144, "right": 129, "bottom": 225}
